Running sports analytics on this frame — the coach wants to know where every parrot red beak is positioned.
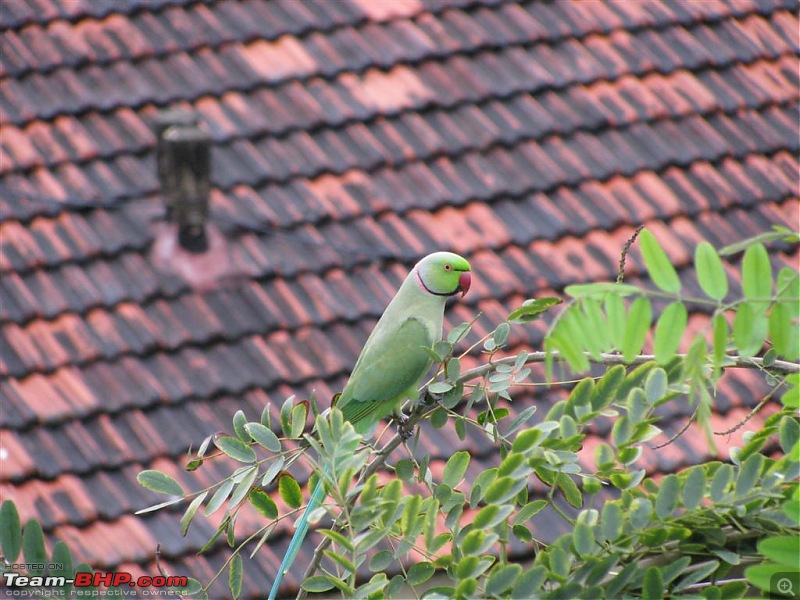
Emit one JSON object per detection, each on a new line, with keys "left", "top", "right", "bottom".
{"left": 457, "top": 271, "right": 471, "bottom": 297}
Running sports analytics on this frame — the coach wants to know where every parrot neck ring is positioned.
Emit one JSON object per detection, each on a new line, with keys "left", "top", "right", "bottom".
{"left": 416, "top": 269, "right": 471, "bottom": 297}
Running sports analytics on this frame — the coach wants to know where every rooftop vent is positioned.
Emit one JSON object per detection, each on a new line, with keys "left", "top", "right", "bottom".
{"left": 154, "top": 109, "right": 211, "bottom": 253}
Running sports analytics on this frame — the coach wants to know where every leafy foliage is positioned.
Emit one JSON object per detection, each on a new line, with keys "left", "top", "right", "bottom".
{"left": 137, "top": 228, "right": 799, "bottom": 599}
{"left": 0, "top": 500, "right": 94, "bottom": 599}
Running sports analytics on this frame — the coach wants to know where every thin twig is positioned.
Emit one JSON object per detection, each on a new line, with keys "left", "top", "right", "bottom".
{"left": 617, "top": 225, "right": 645, "bottom": 283}
{"left": 456, "top": 351, "right": 799, "bottom": 383}
{"left": 652, "top": 408, "right": 696, "bottom": 450}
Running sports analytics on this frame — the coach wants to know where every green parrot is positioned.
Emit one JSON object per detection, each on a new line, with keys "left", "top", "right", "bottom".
{"left": 267, "top": 251, "right": 471, "bottom": 600}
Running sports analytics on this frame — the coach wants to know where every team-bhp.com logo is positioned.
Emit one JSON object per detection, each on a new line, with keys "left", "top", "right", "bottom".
{"left": 3, "top": 570, "right": 188, "bottom": 590}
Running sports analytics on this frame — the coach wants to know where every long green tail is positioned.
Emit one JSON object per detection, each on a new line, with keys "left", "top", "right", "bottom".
{"left": 267, "top": 478, "right": 326, "bottom": 600}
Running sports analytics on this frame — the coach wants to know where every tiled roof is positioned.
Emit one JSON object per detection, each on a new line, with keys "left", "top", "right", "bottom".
{"left": 1, "top": 0, "right": 798, "bottom": 598}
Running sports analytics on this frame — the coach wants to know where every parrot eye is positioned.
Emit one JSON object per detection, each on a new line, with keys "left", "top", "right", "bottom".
{"left": 444, "top": 264, "right": 452, "bottom": 271}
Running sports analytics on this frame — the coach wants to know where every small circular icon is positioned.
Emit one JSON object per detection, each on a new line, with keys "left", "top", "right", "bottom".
{"left": 777, "top": 578, "right": 793, "bottom": 595}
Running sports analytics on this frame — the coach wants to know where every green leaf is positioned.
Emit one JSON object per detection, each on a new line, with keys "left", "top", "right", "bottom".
{"left": 484, "top": 477, "right": 515, "bottom": 504}
{"left": 640, "top": 229, "right": 681, "bottom": 293}
{"left": 514, "top": 500, "right": 548, "bottom": 526}
{"left": 505, "top": 405, "right": 538, "bottom": 436}
{"left": 711, "top": 548, "right": 741, "bottom": 565}
{"left": 508, "top": 297, "right": 562, "bottom": 322}
{"left": 660, "top": 556, "right": 692, "bottom": 586}
{"left": 712, "top": 313, "right": 728, "bottom": 380}
{"left": 573, "top": 522, "right": 595, "bottom": 557}
{"left": 557, "top": 474, "right": 583, "bottom": 508}
{"left": 644, "top": 367, "right": 668, "bottom": 405}
{"left": 260, "top": 403, "right": 272, "bottom": 429}
{"left": 442, "top": 450, "right": 469, "bottom": 488}
{"left": 229, "top": 554, "right": 243, "bottom": 600}
{"left": 486, "top": 564, "right": 523, "bottom": 596}
{"left": 695, "top": 242, "right": 728, "bottom": 300}
{"left": 462, "top": 529, "right": 490, "bottom": 555}
{"left": 549, "top": 309, "right": 590, "bottom": 372}
{"left": 228, "top": 467, "right": 257, "bottom": 510}
{"left": 447, "top": 321, "right": 472, "bottom": 344}
{"left": 769, "top": 303, "right": 794, "bottom": 359}
{"left": 429, "top": 381, "right": 454, "bottom": 396}
{"left": 642, "top": 566, "right": 665, "bottom": 600}
{"left": 280, "top": 395, "right": 295, "bottom": 438}
{"left": 22, "top": 519, "right": 46, "bottom": 577}
{"left": 612, "top": 415, "right": 632, "bottom": 447}
{"left": 180, "top": 491, "right": 208, "bottom": 536}
{"left": 50, "top": 541, "right": 74, "bottom": 593}
{"left": 137, "top": 470, "right": 185, "bottom": 496}
{"left": 655, "top": 474, "right": 680, "bottom": 519}
{"left": 565, "top": 282, "right": 641, "bottom": 298}
{"left": 630, "top": 497, "right": 653, "bottom": 529}
{"left": 718, "top": 580, "right": 748, "bottom": 598}
{"left": 249, "top": 489, "right": 278, "bottom": 520}
{"left": 136, "top": 497, "right": 184, "bottom": 515}
{"left": 232, "top": 410, "right": 249, "bottom": 442}
{"left": 674, "top": 560, "right": 720, "bottom": 592}
{"left": 682, "top": 467, "right": 705, "bottom": 510}
{"left": 511, "top": 566, "right": 547, "bottom": 597}
{"left": 424, "top": 498, "right": 439, "bottom": 551}
{"left": 745, "top": 563, "right": 800, "bottom": 594}
{"left": 215, "top": 436, "right": 257, "bottom": 463}
{"left": 741, "top": 242, "right": 772, "bottom": 304}
{"left": 710, "top": 464, "right": 733, "bottom": 502}
{"left": 407, "top": 561, "right": 435, "bottom": 586}
{"left": 779, "top": 416, "right": 800, "bottom": 455}
{"left": 607, "top": 563, "right": 637, "bottom": 598}
{"left": 512, "top": 428, "right": 543, "bottom": 453}
{"left": 758, "top": 536, "right": 800, "bottom": 568}
{"left": 319, "top": 529, "right": 354, "bottom": 554}
{"left": 301, "top": 576, "right": 336, "bottom": 593}
{"left": 370, "top": 550, "right": 394, "bottom": 572}
{"left": 605, "top": 293, "right": 627, "bottom": 350}
{"left": 493, "top": 322, "right": 511, "bottom": 347}
{"left": 446, "top": 357, "right": 461, "bottom": 381}
{"left": 622, "top": 297, "right": 652, "bottom": 362}
{"left": 0, "top": 500, "right": 22, "bottom": 562}
{"left": 601, "top": 502, "right": 622, "bottom": 542}
{"left": 654, "top": 302, "right": 687, "bottom": 364}
{"left": 278, "top": 475, "right": 303, "bottom": 509}
{"left": 356, "top": 573, "right": 390, "bottom": 599}
{"left": 324, "top": 549, "right": 355, "bottom": 573}
{"left": 735, "top": 453, "right": 763, "bottom": 497}
{"left": 733, "top": 302, "right": 767, "bottom": 358}
{"left": 394, "top": 459, "right": 415, "bottom": 482}
{"left": 581, "top": 297, "right": 608, "bottom": 359}
{"left": 290, "top": 403, "right": 307, "bottom": 439}
{"left": 244, "top": 423, "right": 281, "bottom": 453}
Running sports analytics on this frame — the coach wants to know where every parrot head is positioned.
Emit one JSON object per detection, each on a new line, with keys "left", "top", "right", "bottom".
{"left": 414, "top": 252, "right": 471, "bottom": 298}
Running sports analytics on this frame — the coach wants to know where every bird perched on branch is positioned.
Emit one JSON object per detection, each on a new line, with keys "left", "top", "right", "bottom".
{"left": 268, "top": 251, "right": 471, "bottom": 600}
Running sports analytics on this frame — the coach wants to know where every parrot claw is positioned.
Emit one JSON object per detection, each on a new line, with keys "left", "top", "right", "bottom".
{"left": 394, "top": 412, "right": 414, "bottom": 439}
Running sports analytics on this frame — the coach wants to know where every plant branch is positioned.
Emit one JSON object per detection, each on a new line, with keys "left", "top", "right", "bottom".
{"left": 455, "top": 351, "right": 799, "bottom": 383}
{"left": 297, "top": 401, "right": 434, "bottom": 599}
{"left": 294, "top": 350, "right": 797, "bottom": 597}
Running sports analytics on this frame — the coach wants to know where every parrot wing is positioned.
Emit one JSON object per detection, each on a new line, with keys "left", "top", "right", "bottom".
{"left": 338, "top": 316, "right": 434, "bottom": 426}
